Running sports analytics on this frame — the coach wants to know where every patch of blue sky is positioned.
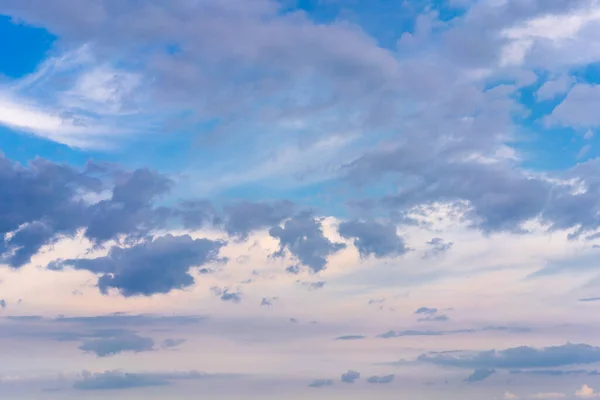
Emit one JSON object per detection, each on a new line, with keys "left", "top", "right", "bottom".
{"left": 0, "top": 15, "right": 56, "bottom": 79}
{"left": 511, "top": 71, "right": 598, "bottom": 171}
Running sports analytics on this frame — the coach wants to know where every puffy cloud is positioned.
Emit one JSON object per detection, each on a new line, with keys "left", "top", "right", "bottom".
{"left": 270, "top": 212, "right": 345, "bottom": 273}
{"left": 424, "top": 238, "right": 453, "bottom": 258}
{"left": 338, "top": 220, "right": 408, "bottom": 258}
{"left": 49, "top": 234, "right": 227, "bottom": 297}
{"left": 576, "top": 384, "right": 600, "bottom": 398}
{"left": 418, "top": 343, "right": 600, "bottom": 369}
{"left": 341, "top": 370, "right": 360, "bottom": 383}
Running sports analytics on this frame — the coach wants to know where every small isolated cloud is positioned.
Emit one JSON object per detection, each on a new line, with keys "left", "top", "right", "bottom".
{"left": 161, "top": 338, "right": 185, "bottom": 349}
{"left": 415, "top": 307, "right": 438, "bottom": 315}
{"left": 579, "top": 297, "right": 600, "bottom": 302}
{"left": 465, "top": 368, "right": 495, "bottom": 383}
{"left": 576, "top": 384, "right": 600, "bottom": 398}
{"left": 424, "top": 237, "right": 453, "bottom": 258}
{"left": 418, "top": 343, "right": 600, "bottom": 369}
{"left": 78, "top": 333, "right": 154, "bottom": 357}
{"left": 260, "top": 297, "right": 278, "bottom": 307}
{"left": 211, "top": 287, "right": 242, "bottom": 303}
{"left": 505, "top": 391, "right": 518, "bottom": 399}
{"left": 418, "top": 314, "right": 450, "bottom": 323}
{"left": 338, "top": 220, "right": 409, "bottom": 258}
{"left": 0, "top": 299, "right": 5, "bottom": 309}
{"left": 367, "top": 374, "right": 395, "bottom": 384}
{"left": 335, "top": 335, "right": 366, "bottom": 341}
{"left": 341, "top": 370, "right": 360, "bottom": 383}
{"left": 308, "top": 379, "right": 333, "bottom": 388}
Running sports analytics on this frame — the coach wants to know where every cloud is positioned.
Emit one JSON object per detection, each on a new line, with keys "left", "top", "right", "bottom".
{"left": 575, "top": 385, "right": 600, "bottom": 399}
{"left": 536, "top": 76, "right": 574, "bottom": 101}
{"left": 337, "top": 220, "right": 409, "bottom": 258}
{"left": 298, "top": 281, "right": 326, "bottom": 290}
{"left": 418, "top": 343, "right": 600, "bottom": 369}
{"left": 0, "top": 299, "right": 5, "bottom": 310}
{"left": 78, "top": 332, "right": 154, "bottom": 357}
{"left": 49, "top": 234, "right": 227, "bottom": 297}
{"left": 465, "top": 368, "right": 496, "bottom": 383}
{"left": 378, "top": 329, "right": 475, "bottom": 338}
{"left": 308, "top": 379, "right": 334, "bottom": 388}
{"left": 418, "top": 314, "right": 450, "bottom": 322}
{"left": 335, "top": 335, "right": 366, "bottom": 341}
{"left": 341, "top": 370, "right": 360, "bottom": 383}
{"left": 260, "top": 297, "right": 278, "bottom": 307}
{"left": 505, "top": 391, "right": 518, "bottom": 399}
{"left": 576, "top": 385, "right": 600, "bottom": 398}
{"left": 73, "top": 370, "right": 222, "bottom": 391}
{"left": 270, "top": 212, "right": 345, "bottom": 273}
{"left": 222, "top": 201, "right": 294, "bottom": 240}
{"left": 161, "top": 338, "right": 186, "bottom": 349}
{"left": 415, "top": 307, "right": 438, "bottom": 315}
{"left": 366, "top": 374, "right": 395, "bottom": 384}
{"left": 424, "top": 237, "right": 453, "bottom": 258}
{"left": 211, "top": 287, "right": 242, "bottom": 303}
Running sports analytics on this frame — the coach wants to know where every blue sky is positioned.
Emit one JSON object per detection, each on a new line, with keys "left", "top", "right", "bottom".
{"left": 3, "top": 0, "right": 600, "bottom": 399}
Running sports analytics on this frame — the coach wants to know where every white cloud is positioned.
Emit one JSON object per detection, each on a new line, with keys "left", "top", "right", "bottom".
{"left": 576, "top": 384, "right": 600, "bottom": 398}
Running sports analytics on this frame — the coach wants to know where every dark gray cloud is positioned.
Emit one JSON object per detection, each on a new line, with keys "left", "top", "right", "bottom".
{"left": 73, "top": 370, "right": 222, "bottom": 390}
{"left": 366, "top": 374, "right": 395, "bottom": 384}
{"left": 223, "top": 200, "right": 294, "bottom": 239}
{"left": 84, "top": 168, "right": 172, "bottom": 244}
{"left": 308, "top": 379, "right": 334, "bottom": 388}
{"left": 0, "top": 155, "right": 100, "bottom": 268}
{"left": 418, "top": 343, "right": 600, "bottom": 369}
{"left": 338, "top": 220, "right": 408, "bottom": 258}
{"left": 49, "top": 234, "right": 226, "bottom": 297}
{"left": 79, "top": 332, "right": 154, "bottom": 357}
{"left": 270, "top": 212, "right": 345, "bottom": 273}
{"left": 465, "top": 368, "right": 495, "bottom": 383}
{"left": 341, "top": 370, "right": 361, "bottom": 383}
{"left": 335, "top": 335, "right": 366, "bottom": 341}
{"left": 161, "top": 338, "right": 186, "bottom": 349}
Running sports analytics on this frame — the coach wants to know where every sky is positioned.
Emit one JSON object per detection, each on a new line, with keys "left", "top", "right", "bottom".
{"left": 3, "top": 0, "right": 600, "bottom": 399}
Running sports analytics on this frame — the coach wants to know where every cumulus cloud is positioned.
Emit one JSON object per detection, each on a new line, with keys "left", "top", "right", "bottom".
{"left": 270, "top": 212, "right": 345, "bottom": 273}
{"left": 338, "top": 220, "right": 408, "bottom": 258}
{"left": 341, "top": 370, "right": 360, "bottom": 383}
{"left": 49, "top": 234, "right": 227, "bottom": 297}
{"left": 576, "top": 384, "right": 600, "bottom": 398}
{"left": 222, "top": 201, "right": 294, "bottom": 240}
